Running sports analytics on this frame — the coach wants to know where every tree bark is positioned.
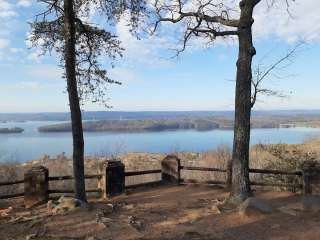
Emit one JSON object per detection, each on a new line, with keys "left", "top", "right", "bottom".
{"left": 229, "top": 0, "right": 257, "bottom": 203}
{"left": 63, "top": 0, "right": 87, "bottom": 202}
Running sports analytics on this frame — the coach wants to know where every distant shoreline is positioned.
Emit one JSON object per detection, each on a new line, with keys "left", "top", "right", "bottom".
{"left": 2, "top": 110, "right": 320, "bottom": 122}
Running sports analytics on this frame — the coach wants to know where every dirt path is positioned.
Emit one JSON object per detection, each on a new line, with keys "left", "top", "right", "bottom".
{"left": 1, "top": 185, "right": 320, "bottom": 240}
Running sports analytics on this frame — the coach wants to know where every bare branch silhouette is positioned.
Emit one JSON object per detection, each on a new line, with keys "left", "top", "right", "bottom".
{"left": 251, "top": 42, "right": 304, "bottom": 108}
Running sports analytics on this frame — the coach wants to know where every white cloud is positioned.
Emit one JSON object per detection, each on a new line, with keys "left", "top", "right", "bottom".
{"left": 16, "top": 81, "right": 41, "bottom": 90}
{"left": 17, "top": 0, "right": 31, "bottom": 7}
{"left": 0, "top": 0, "right": 17, "bottom": 18}
{"left": 254, "top": 0, "right": 320, "bottom": 42}
{"left": 0, "top": 38, "right": 9, "bottom": 48}
{"left": 116, "top": 13, "right": 173, "bottom": 66}
{"left": 9, "top": 47, "right": 23, "bottom": 53}
{"left": 25, "top": 64, "right": 62, "bottom": 81}
{"left": 1, "top": 81, "right": 43, "bottom": 92}
{"left": 108, "top": 67, "right": 136, "bottom": 85}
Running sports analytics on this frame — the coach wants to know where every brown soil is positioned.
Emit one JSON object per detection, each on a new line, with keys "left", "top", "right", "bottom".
{"left": 1, "top": 185, "right": 320, "bottom": 240}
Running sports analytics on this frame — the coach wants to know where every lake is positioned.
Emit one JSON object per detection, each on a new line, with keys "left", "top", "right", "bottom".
{"left": 1, "top": 121, "right": 320, "bottom": 163}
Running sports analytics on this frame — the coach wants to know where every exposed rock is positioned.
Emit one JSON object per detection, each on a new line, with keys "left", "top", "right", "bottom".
{"left": 278, "top": 206, "right": 300, "bottom": 216}
{"left": 50, "top": 196, "right": 88, "bottom": 215}
{"left": 302, "top": 195, "right": 320, "bottom": 212}
{"left": 96, "top": 203, "right": 115, "bottom": 217}
{"left": 239, "top": 197, "right": 273, "bottom": 217}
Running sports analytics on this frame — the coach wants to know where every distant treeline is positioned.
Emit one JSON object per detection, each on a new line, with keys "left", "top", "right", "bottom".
{"left": 2, "top": 110, "right": 320, "bottom": 122}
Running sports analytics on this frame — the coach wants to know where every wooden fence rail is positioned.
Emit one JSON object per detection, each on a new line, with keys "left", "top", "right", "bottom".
{"left": 180, "top": 166, "right": 227, "bottom": 172}
{"left": 0, "top": 156, "right": 317, "bottom": 206}
{"left": 125, "top": 169, "right": 161, "bottom": 177}
{"left": 0, "top": 192, "right": 24, "bottom": 200}
{"left": 249, "top": 168, "right": 302, "bottom": 176}
{"left": 0, "top": 179, "right": 24, "bottom": 187}
{"left": 48, "top": 189, "right": 102, "bottom": 194}
{"left": 48, "top": 174, "right": 102, "bottom": 181}
{"left": 179, "top": 166, "right": 302, "bottom": 176}
{"left": 250, "top": 181, "right": 302, "bottom": 188}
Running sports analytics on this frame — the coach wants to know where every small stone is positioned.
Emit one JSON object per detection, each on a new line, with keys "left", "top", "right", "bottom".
{"left": 99, "top": 204, "right": 114, "bottom": 216}
{"left": 123, "top": 204, "right": 134, "bottom": 210}
{"left": 101, "top": 217, "right": 112, "bottom": 223}
{"left": 211, "top": 205, "right": 221, "bottom": 214}
{"left": 271, "top": 224, "right": 280, "bottom": 229}
{"left": 51, "top": 196, "right": 86, "bottom": 214}
{"left": 25, "top": 234, "right": 36, "bottom": 240}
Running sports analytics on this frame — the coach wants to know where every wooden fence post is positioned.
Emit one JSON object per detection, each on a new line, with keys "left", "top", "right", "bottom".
{"left": 302, "top": 161, "right": 319, "bottom": 196}
{"left": 99, "top": 160, "right": 125, "bottom": 198}
{"left": 24, "top": 166, "right": 49, "bottom": 208}
{"left": 161, "top": 155, "right": 181, "bottom": 185}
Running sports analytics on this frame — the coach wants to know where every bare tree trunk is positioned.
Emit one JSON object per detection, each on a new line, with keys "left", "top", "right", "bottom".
{"left": 230, "top": 0, "right": 257, "bottom": 203}
{"left": 226, "top": 158, "right": 233, "bottom": 189}
{"left": 64, "top": 0, "right": 87, "bottom": 202}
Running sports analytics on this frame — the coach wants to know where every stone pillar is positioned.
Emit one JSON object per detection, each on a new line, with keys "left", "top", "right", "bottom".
{"left": 162, "top": 155, "right": 181, "bottom": 184}
{"left": 99, "top": 160, "right": 125, "bottom": 198}
{"left": 24, "top": 166, "right": 49, "bottom": 208}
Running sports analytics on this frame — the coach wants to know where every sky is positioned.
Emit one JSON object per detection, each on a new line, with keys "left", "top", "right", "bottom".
{"left": 0, "top": 0, "right": 319, "bottom": 113}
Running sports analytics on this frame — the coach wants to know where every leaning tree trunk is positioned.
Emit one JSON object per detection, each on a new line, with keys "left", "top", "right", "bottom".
{"left": 64, "top": 0, "right": 87, "bottom": 202}
{"left": 230, "top": 0, "right": 257, "bottom": 203}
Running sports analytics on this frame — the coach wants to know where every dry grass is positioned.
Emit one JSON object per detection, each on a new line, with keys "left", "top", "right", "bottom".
{"left": 1, "top": 138, "right": 320, "bottom": 197}
{"left": 178, "top": 145, "right": 231, "bottom": 183}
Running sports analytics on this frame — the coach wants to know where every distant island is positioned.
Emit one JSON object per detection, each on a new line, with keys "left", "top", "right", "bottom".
{"left": 37, "top": 116, "right": 296, "bottom": 133}
{"left": 0, "top": 127, "right": 24, "bottom": 134}
{"left": 36, "top": 112, "right": 320, "bottom": 133}
{"left": 38, "top": 119, "right": 220, "bottom": 133}
{"left": 1, "top": 110, "right": 320, "bottom": 133}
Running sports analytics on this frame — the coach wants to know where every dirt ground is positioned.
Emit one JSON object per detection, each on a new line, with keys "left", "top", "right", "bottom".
{"left": 1, "top": 184, "right": 320, "bottom": 240}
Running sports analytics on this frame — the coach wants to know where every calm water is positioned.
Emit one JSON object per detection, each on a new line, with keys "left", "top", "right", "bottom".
{"left": 1, "top": 121, "right": 320, "bottom": 163}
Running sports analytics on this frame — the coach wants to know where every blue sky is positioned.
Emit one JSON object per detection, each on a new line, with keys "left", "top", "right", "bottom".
{"left": 0, "top": 0, "right": 319, "bottom": 113}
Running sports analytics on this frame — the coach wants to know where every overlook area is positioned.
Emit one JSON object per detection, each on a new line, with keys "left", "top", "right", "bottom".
{"left": 0, "top": 0, "right": 319, "bottom": 239}
{"left": 1, "top": 185, "right": 320, "bottom": 240}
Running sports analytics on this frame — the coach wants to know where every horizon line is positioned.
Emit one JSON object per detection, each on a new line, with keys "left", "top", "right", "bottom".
{"left": 1, "top": 109, "right": 320, "bottom": 114}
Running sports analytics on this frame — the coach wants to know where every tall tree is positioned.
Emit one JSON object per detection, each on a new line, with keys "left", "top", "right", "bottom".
{"left": 30, "top": 0, "right": 144, "bottom": 201}
{"left": 150, "top": 0, "right": 294, "bottom": 203}
{"left": 64, "top": 0, "right": 86, "bottom": 201}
